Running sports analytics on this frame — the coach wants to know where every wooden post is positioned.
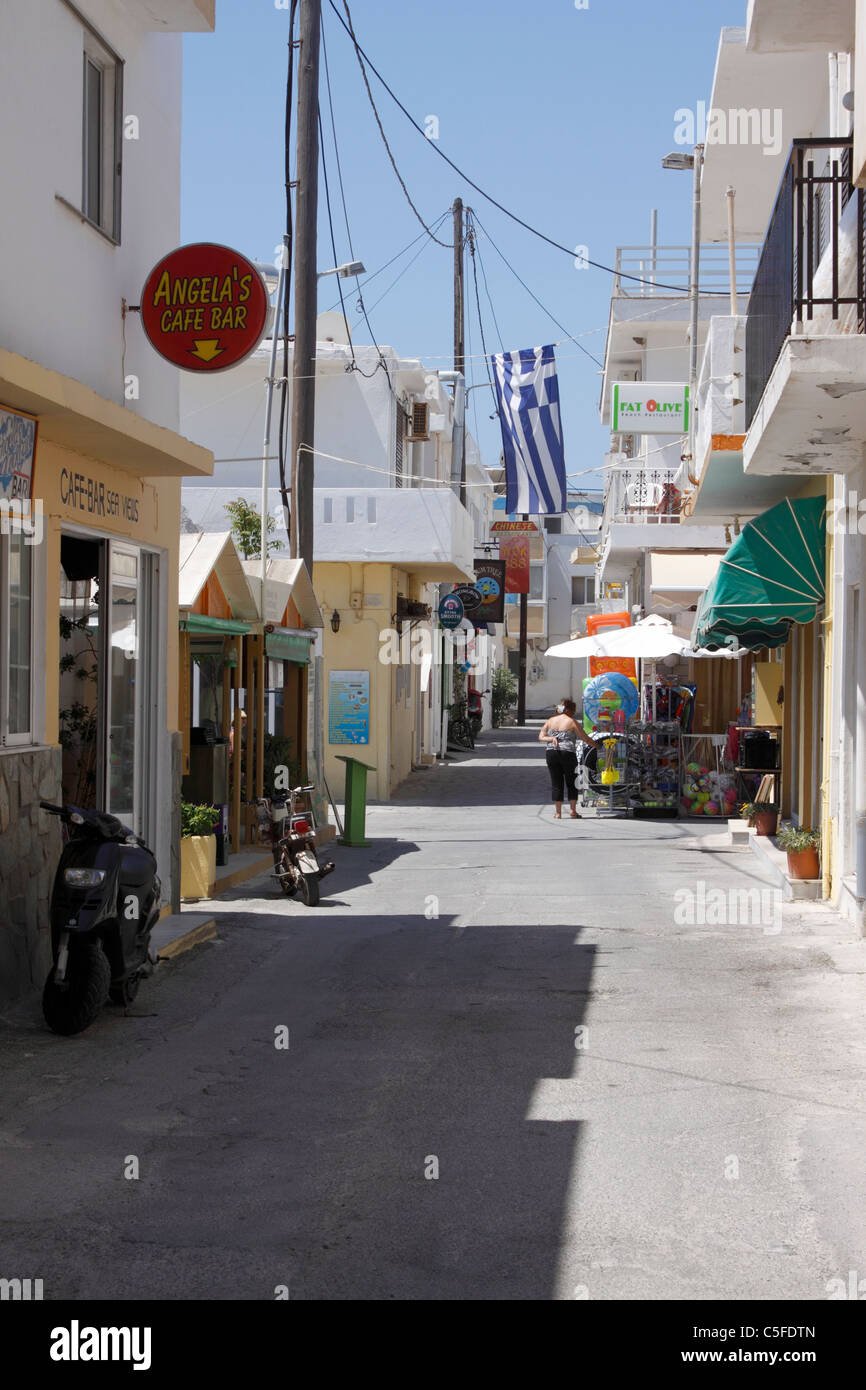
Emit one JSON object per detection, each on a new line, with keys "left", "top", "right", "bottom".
{"left": 453, "top": 197, "right": 466, "bottom": 505}
{"left": 290, "top": 0, "right": 322, "bottom": 571}
{"left": 256, "top": 636, "right": 266, "bottom": 798}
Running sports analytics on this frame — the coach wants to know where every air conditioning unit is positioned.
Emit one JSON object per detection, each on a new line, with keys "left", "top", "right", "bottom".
{"left": 409, "top": 401, "right": 430, "bottom": 440}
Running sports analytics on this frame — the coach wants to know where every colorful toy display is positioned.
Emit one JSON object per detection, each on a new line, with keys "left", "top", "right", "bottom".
{"left": 583, "top": 671, "right": 640, "bottom": 727}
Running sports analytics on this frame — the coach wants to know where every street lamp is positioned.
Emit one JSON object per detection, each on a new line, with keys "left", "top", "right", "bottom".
{"left": 662, "top": 145, "right": 704, "bottom": 469}
{"left": 317, "top": 260, "right": 366, "bottom": 280}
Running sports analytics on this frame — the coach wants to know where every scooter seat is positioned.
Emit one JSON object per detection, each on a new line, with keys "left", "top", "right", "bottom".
{"left": 119, "top": 845, "right": 155, "bottom": 889}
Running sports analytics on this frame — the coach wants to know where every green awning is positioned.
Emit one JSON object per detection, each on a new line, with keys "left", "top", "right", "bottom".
{"left": 266, "top": 630, "right": 313, "bottom": 664}
{"left": 179, "top": 614, "right": 251, "bottom": 636}
{"left": 695, "top": 496, "right": 826, "bottom": 651}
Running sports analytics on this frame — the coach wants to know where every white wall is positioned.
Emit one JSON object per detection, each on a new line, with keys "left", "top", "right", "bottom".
{"left": 0, "top": 0, "right": 184, "bottom": 430}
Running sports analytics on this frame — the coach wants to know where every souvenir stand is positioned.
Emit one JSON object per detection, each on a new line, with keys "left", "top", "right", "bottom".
{"left": 628, "top": 670, "right": 694, "bottom": 817}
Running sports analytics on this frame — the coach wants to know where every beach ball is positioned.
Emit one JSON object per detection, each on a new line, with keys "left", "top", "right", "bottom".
{"left": 705, "top": 801, "right": 719, "bottom": 815}
{"left": 582, "top": 672, "right": 639, "bottom": 725}
{"left": 686, "top": 761, "right": 699, "bottom": 774}
{"left": 697, "top": 792, "right": 709, "bottom": 803}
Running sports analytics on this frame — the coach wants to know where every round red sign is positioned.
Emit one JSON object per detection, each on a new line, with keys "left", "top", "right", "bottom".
{"left": 140, "top": 242, "right": 269, "bottom": 372}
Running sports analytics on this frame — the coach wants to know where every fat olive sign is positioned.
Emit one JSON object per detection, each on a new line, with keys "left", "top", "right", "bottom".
{"left": 140, "top": 243, "right": 269, "bottom": 372}
{"left": 612, "top": 382, "right": 689, "bottom": 434}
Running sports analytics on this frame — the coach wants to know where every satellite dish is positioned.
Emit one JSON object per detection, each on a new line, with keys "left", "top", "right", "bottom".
{"left": 316, "top": 311, "right": 352, "bottom": 344}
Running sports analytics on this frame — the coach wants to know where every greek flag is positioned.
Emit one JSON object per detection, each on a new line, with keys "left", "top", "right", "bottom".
{"left": 490, "top": 345, "right": 567, "bottom": 515}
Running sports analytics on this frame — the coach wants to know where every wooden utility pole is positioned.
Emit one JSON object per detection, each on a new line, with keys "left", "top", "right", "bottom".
{"left": 290, "top": 0, "right": 322, "bottom": 572}
{"left": 453, "top": 197, "right": 466, "bottom": 505}
{"left": 517, "top": 516, "right": 528, "bottom": 726}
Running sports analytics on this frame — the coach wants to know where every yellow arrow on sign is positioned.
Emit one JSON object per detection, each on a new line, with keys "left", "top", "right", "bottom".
{"left": 190, "top": 339, "right": 223, "bottom": 362}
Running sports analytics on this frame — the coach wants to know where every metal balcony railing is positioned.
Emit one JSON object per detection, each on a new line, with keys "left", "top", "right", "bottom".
{"left": 602, "top": 467, "right": 685, "bottom": 527}
{"left": 613, "top": 245, "right": 759, "bottom": 298}
{"left": 745, "top": 137, "right": 866, "bottom": 428}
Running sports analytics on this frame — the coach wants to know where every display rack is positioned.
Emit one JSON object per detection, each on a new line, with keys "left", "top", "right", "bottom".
{"left": 630, "top": 721, "right": 681, "bottom": 816}
{"left": 681, "top": 733, "right": 739, "bottom": 820}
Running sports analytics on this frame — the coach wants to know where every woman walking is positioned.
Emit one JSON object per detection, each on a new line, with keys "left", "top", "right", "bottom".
{"left": 539, "top": 699, "right": 595, "bottom": 819}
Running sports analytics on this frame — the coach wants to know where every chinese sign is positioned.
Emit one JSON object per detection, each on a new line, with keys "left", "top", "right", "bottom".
{"left": 490, "top": 520, "right": 538, "bottom": 533}
{"left": 0, "top": 404, "right": 37, "bottom": 501}
{"left": 328, "top": 670, "right": 370, "bottom": 746}
{"left": 140, "top": 243, "right": 269, "bottom": 372}
{"left": 612, "top": 382, "right": 689, "bottom": 434}
{"left": 499, "top": 533, "right": 530, "bottom": 594}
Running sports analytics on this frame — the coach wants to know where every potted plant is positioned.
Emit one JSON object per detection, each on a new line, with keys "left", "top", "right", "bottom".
{"left": 776, "top": 825, "right": 821, "bottom": 880}
{"left": 742, "top": 801, "right": 778, "bottom": 836}
{"left": 740, "top": 801, "right": 755, "bottom": 828}
{"left": 180, "top": 801, "right": 219, "bottom": 900}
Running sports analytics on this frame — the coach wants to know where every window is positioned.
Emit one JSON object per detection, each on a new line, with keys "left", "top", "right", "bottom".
{"left": 572, "top": 576, "right": 592, "bottom": 605}
{"left": 1, "top": 531, "right": 33, "bottom": 744}
{"left": 529, "top": 565, "right": 544, "bottom": 601}
{"left": 544, "top": 516, "right": 562, "bottom": 534}
{"left": 81, "top": 28, "right": 122, "bottom": 240}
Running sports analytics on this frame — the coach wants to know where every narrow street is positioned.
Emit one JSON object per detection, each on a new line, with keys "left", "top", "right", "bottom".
{"left": 2, "top": 727, "right": 864, "bottom": 1302}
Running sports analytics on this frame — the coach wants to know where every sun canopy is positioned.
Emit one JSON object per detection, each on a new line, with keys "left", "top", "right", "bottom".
{"left": 694, "top": 496, "right": 826, "bottom": 651}
{"left": 548, "top": 614, "right": 690, "bottom": 661}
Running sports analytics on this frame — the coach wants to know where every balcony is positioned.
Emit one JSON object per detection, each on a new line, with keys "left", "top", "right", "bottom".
{"left": 314, "top": 487, "right": 473, "bottom": 581}
{"left": 600, "top": 244, "right": 758, "bottom": 423}
{"left": 598, "top": 464, "right": 729, "bottom": 583}
{"left": 744, "top": 137, "right": 866, "bottom": 477}
{"left": 612, "top": 245, "right": 759, "bottom": 299}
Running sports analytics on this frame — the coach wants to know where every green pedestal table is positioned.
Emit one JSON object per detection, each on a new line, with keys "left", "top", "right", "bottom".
{"left": 335, "top": 756, "right": 376, "bottom": 847}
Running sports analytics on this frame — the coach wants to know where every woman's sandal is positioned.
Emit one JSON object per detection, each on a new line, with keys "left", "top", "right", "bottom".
{"left": 570, "top": 812, "right": 581, "bottom": 819}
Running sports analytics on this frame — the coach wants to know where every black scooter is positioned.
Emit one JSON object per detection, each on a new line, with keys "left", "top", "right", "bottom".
{"left": 40, "top": 801, "right": 161, "bottom": 1035}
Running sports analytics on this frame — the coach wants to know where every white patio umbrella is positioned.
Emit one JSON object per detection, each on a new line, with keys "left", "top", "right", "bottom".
{"left": 548, "top": 614, "right": 689, "bottom": 662}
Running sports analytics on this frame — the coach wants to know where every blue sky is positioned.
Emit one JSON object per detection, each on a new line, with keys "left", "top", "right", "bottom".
{"left": 182, "top": 0, "right": 741, "bottom": 483}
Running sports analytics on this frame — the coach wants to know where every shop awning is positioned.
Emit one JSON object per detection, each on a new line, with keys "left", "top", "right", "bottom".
{"left": 179, "top": 614, "right": 251, "bottom": 636}
{"left": 695, "top": 496, "right": 826, "bottom": 651}
{"left": 648, "top": 551, "right": 724, "bottom": 612}
{"left": 266, "top": 629, "right": 314, "bottom": 664}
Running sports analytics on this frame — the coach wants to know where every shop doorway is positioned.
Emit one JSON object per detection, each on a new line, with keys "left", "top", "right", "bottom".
{"left": 59, "top": 534, "right": 158, "bottom": 837}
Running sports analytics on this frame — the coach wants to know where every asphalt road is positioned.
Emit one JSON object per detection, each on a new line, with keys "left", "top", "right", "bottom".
{"left": 2, "top": 727, "right": 865, "bottom": 1301}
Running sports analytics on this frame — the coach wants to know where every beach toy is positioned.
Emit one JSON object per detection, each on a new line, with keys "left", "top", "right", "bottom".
{"left": 583, "top": 672, "right": 639, "bottom": 725}
{"left": 705, "top": 801, "right": 719, "bottom": 815}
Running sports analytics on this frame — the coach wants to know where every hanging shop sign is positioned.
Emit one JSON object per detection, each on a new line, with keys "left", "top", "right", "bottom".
{"left": 472, "top": 558, "right": 505, "bottom": 624}
{"left": 490, "top": 520, "right": 538, "bottom": 533}
{"left": 438, "top": 593, "right": 464, "bottom": 630}
{"left": 499, "top": 533, "right": 530, "bottom": 594}
{"left": 328, "top": 669, "right": 370, "bottom": 746}
{"left": 0, "top": 404, "right": 37, "bottom": 502}
{"left": 140, "top": 243, "right": 269, "bottom": 372}
{"left": 612, "top": 381, "right": 689, "bottom": 434}
{"left": 452, "top": 583, "right": 483, "bottom": 615}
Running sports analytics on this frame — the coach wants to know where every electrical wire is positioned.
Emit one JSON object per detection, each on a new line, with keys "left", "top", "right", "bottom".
{"left": 350, "top": 212, "right": 449, "bottom": 323}
{"left": 318, "top": 101, "right": 357, "bottom": 372}
{"left": 331, "top": 0, "right": 730, "bottom": 297}
{"left": 466, "top": 220, "right": 499, "bottom": 417}
{"left": 337, "top": 0, "right": 452, "bottom": 249}
{"left": 470, "top": 208, "right": 604, "bottom": 369}
{"left": 324, "top": 214, "right": 451, "bottom": 313}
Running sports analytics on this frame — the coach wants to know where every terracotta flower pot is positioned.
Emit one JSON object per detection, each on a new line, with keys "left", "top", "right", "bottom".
{"left": 754, "top": 810, "right": 778, "bottom": 836}
{"left": 786, "top": 847, "right": 820, "bottom": 880}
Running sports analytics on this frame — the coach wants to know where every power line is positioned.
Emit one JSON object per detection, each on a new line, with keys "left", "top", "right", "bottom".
{"left": 337, "top": 0, "right": 452, "bottom": 249}
{"left": 277, "top": 0, "right": 298, "bottom": 539}
{"left": 468, "top": 213, "right": 506, "bottom": 351}
{"left": 331, "top": 0, "right": 729, "bottom": 297}
{"left": 466, "top": 218, "right": 498, "bottom": 417}
{"left": 350, "top": 212, "right": 450, "bottom": 324}
{"left": 326, "top": 214, "right": 451, "bottom": 313}
{"left": 470, "top": 208, "right": 604, "bottom": 369}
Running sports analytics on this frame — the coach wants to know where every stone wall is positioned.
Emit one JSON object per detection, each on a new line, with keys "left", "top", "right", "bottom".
{"left": 0, "top": 748, "right": 62, "bottom": 1005}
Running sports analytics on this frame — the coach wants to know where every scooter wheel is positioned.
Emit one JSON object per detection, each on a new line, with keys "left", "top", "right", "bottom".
{"left": 109, "top": 971, "right": 141, "bottom": 1007}
{"left": 298, "top": 872, "right": 320, "bottom": 907}
{"left": 43, "top": 944, "right": 111, "bottom": 1036}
